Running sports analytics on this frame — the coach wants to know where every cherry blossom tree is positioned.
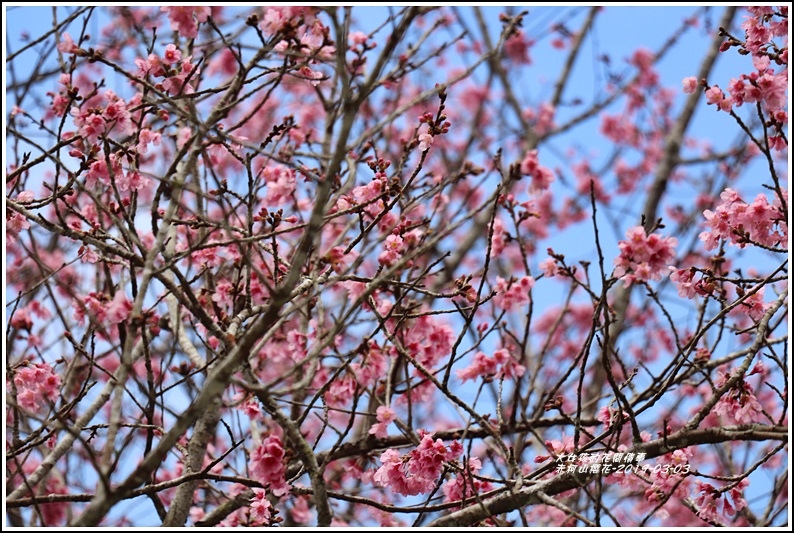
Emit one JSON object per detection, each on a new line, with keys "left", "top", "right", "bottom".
{"left": 5, "top": 5, "right": 788, "bottom": 527}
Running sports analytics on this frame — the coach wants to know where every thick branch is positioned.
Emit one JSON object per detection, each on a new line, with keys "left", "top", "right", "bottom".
{"left": 428, "top": 424, "right": 786, "bottom": 526}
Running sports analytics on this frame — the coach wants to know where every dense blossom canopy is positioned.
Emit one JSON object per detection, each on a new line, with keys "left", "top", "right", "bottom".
{"left": 5, "top": 5, "right": 788, "bottom": 528}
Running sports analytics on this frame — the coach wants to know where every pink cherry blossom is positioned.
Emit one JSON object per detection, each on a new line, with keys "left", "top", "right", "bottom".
{"left": 116, "top": 170, "right": 150, "bottom": 192}
{"left": 489, "top": 217, "right": 507, "bottom": 257}
{"left": 457, "top": 348, "right": 525, "bottom": 383}
{"left": 290, "top": 496, "right": 313, "bottom": 524}
{"left": 300, "top": 22, "right": 324, "bottom": 51}
{"left": 601, "top": 114, "right": 641, "bottom": 148}
{"left": 9, "top": 459, "right": 68, "bottom": 525}
{"left": 630, "top": 47, "right": 659, "bottom": 87}
{"left": 12, "top": 362, "right": 61, "bottom": 412}
{"left": 299, "top": 65, "right": 324, "bottom": 87}
{"left": 106, "top": 291, "right": 133, "bottom": 324}
{"left": 704, "top": 85, "right": 733, "bottom": 112}
{"left": 80, "top": 246, "right": 100, "bottom": 263}
{"left": 682, "top": 76, "right": 698, "bottom": 94}
{"left": 324, "top": 374, "right": 358, "bottom": 408}
{"left": 520, "top": 150, "right": 555, "bottom": 192}
{"left": 378, "top": 234, "right": 404, "bottom": 267}
{"left": 351, "top": 173, "right": 387, "bottom": 204}
{"left": 262, "top": 164, "right": 297, "bottom": 205}
{"left": 597, "top": 405, "right": 629, "bottom": 429}
{"left": 162, "top": 58, "right": 200, "bottom": 95}
{"left": 418, "top": 133, "right": 433, "bottom": 151}
{"left": 7, "top": 212, "right": 31, "bottom": 237}
{"left": 503, "top": 29, "right": 533, "bottom": 64}
{"left": 250, "top": 435, "right": 289, "bottom": 496}
{"left": 57, "top": 32, "right": 79, "bottom": 54}
{"left": 345, "top": 339, "right": 382, "bottom": 381}
{"left": 16, "top": 190, "right": 35, "bottom": 203}
{"left": 103, "top": 90, "right": 133, "bottom": 136}
{"left": 71, "top": 108, "right": 107, "bottom": 144}
{"left": 368, "top": 405, "right": 397, "bottom": 438}
{"left": 494, "top": 275, "right": 534, "bottom": 311}
{"left": 730, "top": 287, "right": 769, "bottom": 322}
{"left": 669, "top": 267, "right": 713, "bottom": 299}
{"left": 71, "top": 290, "right": 131, "bottom": 329}
{"left": 5, "top": 5, "right": 789, "bottom": 527}
{"left": 456, "top": 351, "right": 498, "bottom": 382}
{"left": 325, "top": 245, "right": 359, "bottom": 274}
{"left": 134, "top": 53, "right": 165, "bottom": 78}
{"left": 442, "top": 458, "right": 493, "bottom": 506}
{"left": 137, "top": 128, "right": 162, "bottom": 155}
{"left": 539, "top": 257, "right": 557, "bottom": 278}
{"left": 373, "top": 433, "right": 463, "bottom": 496}
{"left": 537, "top": 434, "right": 575, "bottom": 463}
{"left": 10, "top": 308, "right": 33, "bottom": 330}
{"left": 162, "top": 43, "right": 182, "bottom": 65}
{"left": 248, "top": 489, "right": 273, "bottom": 525}
{"left": 530, "top": 102, "right": 556, "bottom": 135}
{"left": 161, "top": 6, "right": 210, "bottom": 39}
{"left": 713, "top": 370, "right": 765, "bottom": 424}
{"left": 699, "top": 188, "right": 787, "bottom": 250}
{"left": 349, "top": 31, "right": 368, "bottom": 47}
{"left": 613, "top": 226, "right": 677, "bottom": 286}
{"left": 205, "top": 48, "right": 240, "bottom": 78}
{"left": 260, "top": 7, "right": 308, "bottom": 35}
{"left": 84, "top": 156, "right": 120, "bottom": 189}
{"left": 694, "top": 478, "right": 750, "bottom": 525}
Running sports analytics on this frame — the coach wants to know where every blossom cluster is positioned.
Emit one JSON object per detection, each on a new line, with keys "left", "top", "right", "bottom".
{"left": 684, "top": 5, "right": 788, "bottom": 149}
{"left": 249, "top": 434, "right": 290, "bottom": 497}
{"left": 694, "top": 479, "right": 749, "bottom": 525}
{"left": 373, "top": 433, "right": 463, "bottom": 496}
{"left": 613, "top": 226, "right": 677, "bottom": 286}
{"left": 368, "top": 405, "right": 397, "bottom": 439}
{"left": 11, "top": 362, "right": 61, "bottom": 412}
{"left": 456, "top": 348, "right": 526, "bottom": 383}
{"left": 442, "top": 458, "right": 493, "bottom": 505}
{"left": 494, "top": 275, "right": 534, "bottom": 311}
{"left": 134, "top": 44, "right": 201, "bottom": 96}
{"left": 69, "top": 89, "right": 134, "bottom": 144}
{"left": 8, "top": 459, "right": 68, "bottom": 525}
{"left": 161, "top": 6, "right": 210, "bottom": 39}
{"left": 259, "top": 6, "right": 334, "bottom": 84}
{"left": 4, "top": 4, "right": 787, "bottom": 528}
{"left": 520, "top": 150, "right": 555, "bottom": 193}
{"left": 713, "top": 368, "right": 765, "bottom": 424}
{"left": 699, "top": 188, "right": 787, "bottom": 251}
{"left": 71, "top": 291, "right": 133, "bottom": 328}
{"left": 668, "top": 267, "right": 713, "bottom": 299}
